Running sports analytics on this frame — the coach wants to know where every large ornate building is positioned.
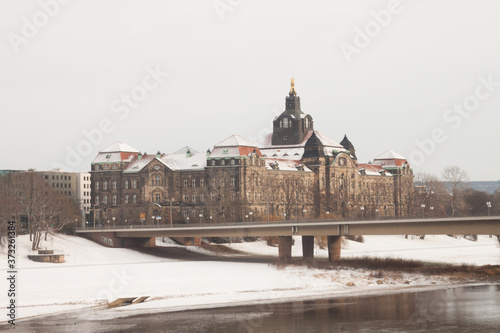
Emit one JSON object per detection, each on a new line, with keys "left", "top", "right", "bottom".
{"left": 90, "top": 80, "right": 414, "bottom": 226}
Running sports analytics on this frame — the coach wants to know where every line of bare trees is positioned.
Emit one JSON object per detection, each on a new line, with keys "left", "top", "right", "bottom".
{"left": 414, "top": 166, "right": 499, "bottom": 218}
{"left": 0, "top": 172, "right": 80, "bottom": 250}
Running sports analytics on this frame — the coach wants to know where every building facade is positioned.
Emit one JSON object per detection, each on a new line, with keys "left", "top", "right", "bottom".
{"left": 0, "top": 169, "right": 91, "bottom": 221}
{"left": 90, "top": 80, "right": 414, "bottom": 226}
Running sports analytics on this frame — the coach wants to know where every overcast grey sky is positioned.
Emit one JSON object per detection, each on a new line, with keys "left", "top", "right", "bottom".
{"left": 1, "top": 0, "right": 499, "bottom": 181}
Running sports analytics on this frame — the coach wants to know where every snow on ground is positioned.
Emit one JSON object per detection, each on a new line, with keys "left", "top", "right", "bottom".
{"left": 1, "top": 234, "right": 499, "bottom": 322}
{"left": 230, "top": 235, "right": 500, "bottom": 266}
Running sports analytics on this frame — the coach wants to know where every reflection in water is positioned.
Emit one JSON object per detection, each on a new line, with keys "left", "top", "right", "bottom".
{"left": 8, "top": 285, "right": 500, "bottom": 333}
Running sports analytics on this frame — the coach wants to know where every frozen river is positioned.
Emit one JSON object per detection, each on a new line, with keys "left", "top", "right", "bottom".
{"left": 7, "top": 284, "right": 500, "bottom": 332}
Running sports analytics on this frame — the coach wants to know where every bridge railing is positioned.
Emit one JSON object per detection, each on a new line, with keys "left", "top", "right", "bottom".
{"left": 75, "top": 215, "right": 500, "bottom": 232}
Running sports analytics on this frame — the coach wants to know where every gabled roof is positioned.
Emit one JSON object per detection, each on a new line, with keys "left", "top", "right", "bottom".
{"left": 358, "top": 163, "right": 392, "bottom": 177}
{"left": 372, "top": 150, "right": 409, "bottom": 169}
{"left": 374, "top": 150, "right": 406, "bottom": 160}
{"left": 265, "top": 158, "right": 313, "bottom": 172}
{"left": 314, "top": 131, "right": 344, "bottom": 149}
{"left": 214, "top": 135, "right": 257, "bottom": 148}
{"left": 209, "top": 135, "right": 262, "bottom": 159}
{"left": 99, "top": 141, "right": 139, "bottom": 153}
{"left": 93, "top": 141, "right": 139, "bottom": 164}
{"left": 173, "top": 146, "right": 199, "bottom": 155}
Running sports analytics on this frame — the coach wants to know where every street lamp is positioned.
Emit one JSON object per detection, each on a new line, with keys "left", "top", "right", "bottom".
{"left": 421, "top": 204, "right": 425, "bottom": 218}
{"left": 326, "top": 211, "right": 330, "bottom": 219}
{"left": 375, "top": 209, "right": 379, "bottom": 219}
{"left": 186, "top": 216, "right": 189, "bottom": 224}
{"left": 85, "top": 221, "right": 88, "bottom": 229}
{"left": 249, "top": 211, "right": 253, "bottom": 222}
{"left": 151, "top": 215, "right": 155, "bottom": 226}
{"left": 199, "top": 214, "right": 203, "bottom": 225}
{"left": 487, "top": 202, "right": 491, "bottom": 216}
{"left": 112, "top": 216, "right": 115, "bottom": 228}
{"left": 210, "top": 216, "right": 213, "bottom": 223}
{"left": 360, "top": 206, "right": 364, "bottom": 220}
{"left": 169, "top": 198, "right": 174, "bottom": 227}
{"left": 107, "top": 220, "right": 110, "bottom": 229}
{"left": 430, "top": 206, "right": 434, "bottom": 217}
{"left": 302, "top": 209, "right": 306, "bottom": 219}
{"left": 284, "top": 213, "right": 287, "bottom": 221}
{"left": 157, "top": 216, "right": 161, "bottom": 227}
{"left": 245, "top": 214, "right": 248, "bottom": 221}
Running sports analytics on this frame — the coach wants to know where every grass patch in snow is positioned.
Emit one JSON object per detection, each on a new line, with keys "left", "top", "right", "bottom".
{"left": 274, "top": 256, "right": 500, "bottom": 282}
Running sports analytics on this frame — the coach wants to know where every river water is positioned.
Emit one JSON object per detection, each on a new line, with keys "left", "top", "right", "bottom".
{"left": 7, "top": 284, "right": 500, "bottom": 332}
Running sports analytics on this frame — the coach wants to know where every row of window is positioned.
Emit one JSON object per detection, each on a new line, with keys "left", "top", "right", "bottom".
{"left": 95, "top": 194, "right": 137, "bottom": 205}
{"left": 47, "top": 175, "right": 72, "bottom": 181}
{"left": 183, "top": 177, "right": 237, "bottom": 188}
{"left": 52, "top": 183, "right": 71, "bottom": 189}
{"left": 209, "top": 159, "right": 237, "bottom": 166}
{"left": 93, "top": 164, "right": 119, "bottom": 171}
{"left": 95, "top": 180, "right": 138, "bottom": 190}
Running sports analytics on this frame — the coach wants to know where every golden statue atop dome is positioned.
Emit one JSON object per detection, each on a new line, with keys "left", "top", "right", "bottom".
{"left": 289, "top": 76, "right": 297, "bottom": 96}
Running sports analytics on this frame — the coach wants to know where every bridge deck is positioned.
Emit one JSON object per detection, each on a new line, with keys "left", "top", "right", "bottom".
{"left": 76, "top": 216, "right": 500, "bottom": 238}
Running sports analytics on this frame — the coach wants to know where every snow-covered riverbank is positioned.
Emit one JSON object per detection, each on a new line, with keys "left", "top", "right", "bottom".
{"left": 1, "top": 234, "right": 499, "bottom": 322}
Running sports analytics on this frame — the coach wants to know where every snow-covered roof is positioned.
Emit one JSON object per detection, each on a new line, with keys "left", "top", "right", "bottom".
{"left": 123, "top": 150, "right": 207, "bottom": 173}
{"left": 160, "top": 151, "right": 207, "bottom": 171}
{"left": 265, "top": 159, "right": 312, "bottom": 172}
{"left": 209, "top": 135, "right": 262, "bottom": 159}
{"left": 261, "top": 148, "right": 304, "bottom": 161}
{"left": 123, "top": 155, "right": 156, "bottom": 173}
{"left": 92, "top": 152, "right": 137, "bottom": 164}
{"left": 214, "top": 135, "right": 257, "bottom": 148}
{"left": 99, "top": 141, "right": 139, "bottom": 153}
{"left": 374, "top": 150, "right": 406, "bottom": 160}
{"left": 372, "top": 150, "right": 409, "bottom": 169}
{"left": 314, "top": 131, "right": 344, "bottom": 149}
{"left": 173, "top": 146, "right": 199, "bottom": 154}
{"left": 358, "top": 163, "right": 392, "bottom": 177}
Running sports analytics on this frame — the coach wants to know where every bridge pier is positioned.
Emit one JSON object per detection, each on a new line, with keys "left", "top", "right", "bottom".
{"left": 278, "top": 236, "right": 292, "bottom": 261}
{"left": 302, "top": 236, "right": 314, "bottom": 260}
{"left": 327, "top": 236, "right": 341, "bottom": 261}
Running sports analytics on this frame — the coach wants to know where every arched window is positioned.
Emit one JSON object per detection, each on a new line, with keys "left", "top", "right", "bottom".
{"left": 280, "top": 117, "right": 291, "bottom": 128}
{"left": 305, "top": 117, "right": 311, "bottom": 128}
{"left": 281, "top": 117, "right": 290, "bottom": 128}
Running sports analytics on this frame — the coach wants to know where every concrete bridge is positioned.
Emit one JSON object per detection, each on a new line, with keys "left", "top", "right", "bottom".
{"left": 75, "top": 216, "right": 500, "bottom": 261}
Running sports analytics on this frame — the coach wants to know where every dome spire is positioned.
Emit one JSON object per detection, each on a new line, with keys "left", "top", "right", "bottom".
{"left": 289, "top": 76, "right": 297, "bottom": 96}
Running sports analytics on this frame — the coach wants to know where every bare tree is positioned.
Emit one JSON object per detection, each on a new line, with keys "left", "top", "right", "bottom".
{"left": 442, "top": 166, "right": 469, "bottom": 217}
{"left": 7, "top": 172, "right": 79, "bottom": 250}
{"left": 415, "top": 172, "right": 448, "bottom": 217}
{"left": 279, "top": 176, "right": 308, "bottom": 220}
